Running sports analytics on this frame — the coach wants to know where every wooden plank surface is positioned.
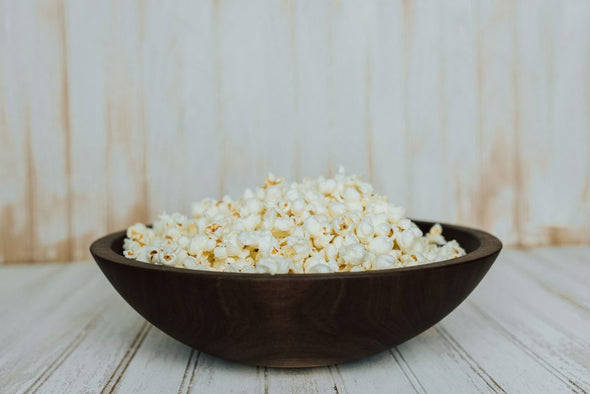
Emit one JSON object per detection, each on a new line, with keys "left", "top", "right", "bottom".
{"left": 1, "top": 247, "right": 589, "bottom": 393}
{"left": 2, "top": 0, "right": 590, "bottom": 263}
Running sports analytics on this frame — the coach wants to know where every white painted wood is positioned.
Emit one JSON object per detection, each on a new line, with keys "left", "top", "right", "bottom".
{"left": 288, "top": 1, "right": 337, "bottom": 182}
{"left": 111, "top": 328, "right": 194, "bottom": 394}
{"left": 367, "top": 1, "right": 407, "bottom": 201}
{"left": 475, "top": 0, "right": 521, "bottom": 245}
{"left": 517, "top": 0, "right": 590, "bottom": 246}
{"left": 0, "top": 1, "right": 52, "bottom": 263}
{"left": 182, "top": 353, "right": 264, "bottom": 394}
{"left": 38, "top": 297, "right": 147, "bottom": 393}
{"left": 512, "top": 249, "right": 590, "bottom": 311}
{"left": 436, "top": 0, "right": 479, "bottom": 227}
{"left": 482, "top": 250, "right": 590, "bottom": 341}
{"left": 141, "top": 1, "right": 223, "bottom": 215}
{"left": 533, "top": 246, "right": 590, "bottom": 278}
{"left": 265, "top": 365, "right": 340, "bottom": 394}
{"left": 215, "top": 1, "right": 297, "bottom": 196}
{"left": 403, "top": 0, "right": 445, "bottom": 220}
{"left": 12, "top": 0, "right": 72, "bottom": 262}
{"left": 0, "top": 264, "right": 93, "bottom": 354}
{"left": 0, "top": 264, "right": 65, "bottom": 317}
{"left": 1, "top": 250, "right": 590, "bottom": 392}
{"left": 66, "top": 0, "right": 109, "bottom": 261}
{"left": 100, "top": 1, "right": 152, "bottom": 234}
{"left": 0, "top": 264, "right": 106, "bottom": 393}
{"left": 439, "top": 303, "right": 576, "bottom": 392}
{"left": 465, "top": 249, "right": 590, "bottom": 391}
{"left": 338, "top": 323, "right": 529, "bottom": 394}
{"left": 2, "top": 1, "right": 590, "bottom": 263}
{"left": 335, "top": 350, "right": 418, "bottom": 393}
{"left": 314, "top": 0, "right": 373, "bottom": 182}
{"left": 394, "top": 328, "right": 500, "bottom": 393}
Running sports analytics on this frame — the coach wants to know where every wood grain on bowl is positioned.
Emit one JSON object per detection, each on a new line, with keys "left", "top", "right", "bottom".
{"left": 90, "top": 221, "right": 502, "bottom": 368}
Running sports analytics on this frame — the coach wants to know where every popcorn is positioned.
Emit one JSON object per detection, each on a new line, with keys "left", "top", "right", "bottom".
{"left": 340, "top": 243, "right": 366, "bottom": 266}
{"left": 374, "top": 254, "right": 398, "bottom": 270}
{"left": 256, "top": 257, "right": 291, "bottom": 274}
{"left": 355, "top": 218, "right": 374, "bottom": 242}
{"left": 189, "top": 234, "right": 215, "bottom": 255}
{"left": 304, "top": 216, "right": 323, "bottom": 237}
{"left": 181, "top": 256, "right": 200, "bottom": 269}
{"left": 123, "top": 169, "right": 466, "bottom": 274}
{"left": 328, "top": 202, "right": 347, "bottom": 217}
{"left": 274, "top": 217, "right": 294, "bottom": 233}
{"left": 213, "top": 246, "right": 228, "bottom": 259}
{"left": 367, "top": 236, "right": 394, "bottom": 255}
{"left": 158, "top": 247, "right": 177, "bottom": 266}
{"left": 303, "top": 254, "right": 326, "bottom": 272}
{"left": 309, "top": 263, "right": 334, "bottom": 273}
{"left": 396, "top": 231, "right": 417, "bottom": 252}
{"left": 318, "top": 178, "right": 337, "bottom": 195}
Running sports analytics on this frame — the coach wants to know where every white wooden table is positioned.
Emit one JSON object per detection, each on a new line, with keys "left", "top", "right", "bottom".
{"left": 1, "top": 247, "right": 589, "bottom": 394}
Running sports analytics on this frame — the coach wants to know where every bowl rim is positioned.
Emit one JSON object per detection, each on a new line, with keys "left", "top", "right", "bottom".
{"left": 90, "top": 220, "right": 502, "bottom": 279}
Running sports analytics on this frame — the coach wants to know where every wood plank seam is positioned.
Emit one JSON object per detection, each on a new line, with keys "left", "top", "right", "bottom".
{"left": 100, "top": 322, "right": 151, "bottom": 394}
{"left": 467, "top": 301, "right": 590, "bottom": 393}
{"left": 181, "top": 349, "right": 201, "bottom": 394}
{"left": 435, "top": 327, "right": 506, "bottom": 393}
{"left": 263, "top": 367, "right": 269, "bottom": 394}
{"left": 177, "top": 348, "right": 195, "bottom": 394}
{"left": 23, "top": 314, "right": 99, "bottom": 394}
{"left": 327, "top": 365, "right": 346, "bottom": 394}
{"left": 389, "top": 348, "right": 427, "bottom": 393}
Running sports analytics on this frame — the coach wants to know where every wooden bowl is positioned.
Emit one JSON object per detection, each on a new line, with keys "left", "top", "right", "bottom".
{"left": 90, "top": 220, "right": 501, "bottom": 368}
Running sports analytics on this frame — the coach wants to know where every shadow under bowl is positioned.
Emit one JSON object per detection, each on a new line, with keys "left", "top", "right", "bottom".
{"left": 90, "top": 220, "right": 502, "bottom": 368}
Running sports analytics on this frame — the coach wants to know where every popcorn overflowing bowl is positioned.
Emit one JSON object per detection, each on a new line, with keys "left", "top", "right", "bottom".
{"left": 90, "top": 171, "right": 502, "bottom": 367}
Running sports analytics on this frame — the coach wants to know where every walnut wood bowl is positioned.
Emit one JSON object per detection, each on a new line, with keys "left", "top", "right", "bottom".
{"left": 90, "top": 220, "right": 501, "bottom": 368}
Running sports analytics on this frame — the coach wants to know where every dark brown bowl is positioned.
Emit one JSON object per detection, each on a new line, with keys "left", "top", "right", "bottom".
{"left": 90, "top": 220, "right": 501, "bottom": 368}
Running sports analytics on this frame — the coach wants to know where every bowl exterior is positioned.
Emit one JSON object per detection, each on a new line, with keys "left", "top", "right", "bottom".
{"left": 90, "top": 221, "right": 501, "bottom": 367}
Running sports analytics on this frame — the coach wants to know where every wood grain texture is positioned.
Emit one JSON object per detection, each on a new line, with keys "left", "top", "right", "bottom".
{"left": 1, "top": 247, "right": 589, "bottom": 393}
{"left": 1, "top": 0, "right": 589, "bottom": 263}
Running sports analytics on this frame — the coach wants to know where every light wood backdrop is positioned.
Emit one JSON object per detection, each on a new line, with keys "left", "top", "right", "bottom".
{"left": 1, "top": 0, "right": 589, "bottom": 263}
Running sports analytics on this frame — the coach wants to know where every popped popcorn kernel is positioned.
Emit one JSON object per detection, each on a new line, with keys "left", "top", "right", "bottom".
{"left": 123, "top": 170, "right": 466, "bottom": 274}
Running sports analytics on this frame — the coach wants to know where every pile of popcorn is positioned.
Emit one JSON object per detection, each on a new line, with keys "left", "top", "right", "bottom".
{"left": 123, "top": 169, "right": 465, "bottom": 274}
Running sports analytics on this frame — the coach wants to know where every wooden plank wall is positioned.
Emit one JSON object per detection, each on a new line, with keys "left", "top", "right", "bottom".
{"left": 1, "top": 0, "right": 589, "bottom": 263}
